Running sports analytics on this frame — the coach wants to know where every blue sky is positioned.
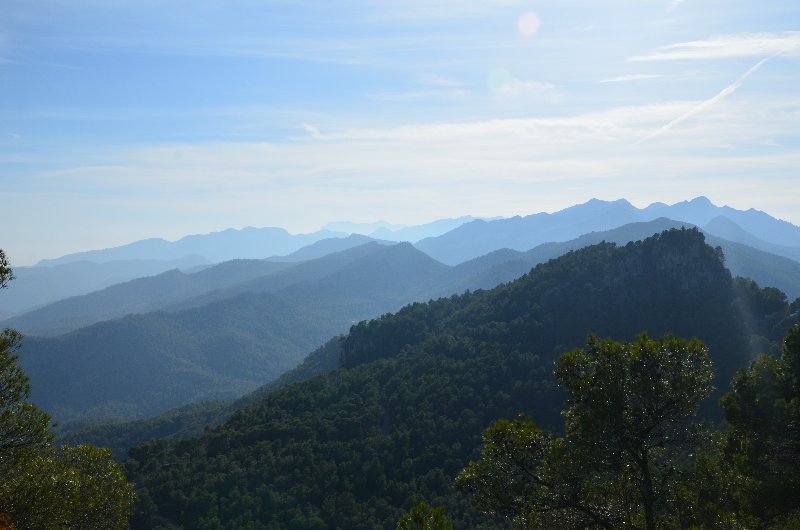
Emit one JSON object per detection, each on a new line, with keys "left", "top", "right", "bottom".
{"left": 2, "top": 0, "right": 799, "bottom": 264}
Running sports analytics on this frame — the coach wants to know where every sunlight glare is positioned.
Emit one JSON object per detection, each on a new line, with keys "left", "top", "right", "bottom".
{"left": 517, "top": 12, "right": 541, "bottom": 38}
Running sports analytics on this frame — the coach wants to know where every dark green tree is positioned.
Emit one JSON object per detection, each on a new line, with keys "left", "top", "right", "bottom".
{"left": 3, "top": 445, "right": 135, "bottom": 530}
{"left": 721, "top": 323, "right": 800, "bottom": 527}
{"left": 0, "top": 249, "right": 12, "bottom": 290}
{"left": 0, "top": 328, "right": 53, "bottom": 476}
{"left": 458, "top": 334, "right": 714, "bottom": 530}
{"left": 396, "top": 500, "right": 454, "bottom": 530}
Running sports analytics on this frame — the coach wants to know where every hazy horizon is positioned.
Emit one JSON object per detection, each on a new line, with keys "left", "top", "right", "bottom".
{"left": 13, "top": 195, "right": 799, "bottom": 267}
{"left": 3, "top": 1, "right": 799, "bottom": 265}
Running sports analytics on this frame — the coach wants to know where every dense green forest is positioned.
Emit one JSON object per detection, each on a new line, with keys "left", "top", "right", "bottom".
{"left": 22, "top": 243, "right": 450, "bottom": 421}
{"left": 59, "top": 338, "right": 345, "bottom": 459}
{"left": 125, "top": 229, "right": 799, "bottom": 528}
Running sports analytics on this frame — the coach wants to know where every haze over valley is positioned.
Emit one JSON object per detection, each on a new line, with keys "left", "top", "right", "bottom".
{"left": 2, "top": 1, "right": 799, "bottom": 528}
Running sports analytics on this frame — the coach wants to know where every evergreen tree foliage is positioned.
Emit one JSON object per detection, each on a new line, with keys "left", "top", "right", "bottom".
{"left": 396, "top": 500, "right": 453, "bottom": 530}
{"left": 0, "top": 328, "right": 52, "bottom": 475}
{"left": 126, "top": 229, "right": 778, "bottom": 529}
{"left": 458, "top": 334, "right": 714, "bottom": 530}
{"left": 720, "top": 323, "right": 800, "bottom": 526}
{"left": 0, "top": 250, "right": 135, "bottom": 530}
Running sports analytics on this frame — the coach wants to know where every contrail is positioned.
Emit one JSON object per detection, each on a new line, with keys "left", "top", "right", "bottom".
{"left": 633, "top": 55, "right": 773, "bottom": 146}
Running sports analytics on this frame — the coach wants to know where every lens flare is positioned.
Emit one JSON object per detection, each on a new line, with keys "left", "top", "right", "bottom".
{"left": 517, "top": 12, "right": 540, "bottom": 38}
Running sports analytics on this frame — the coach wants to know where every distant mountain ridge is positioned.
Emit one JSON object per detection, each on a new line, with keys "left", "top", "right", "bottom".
{"left": 267, "top": 234, "right": 390, "bottom": 262}
{"left": 0, "top": 255, "right": 211, "bottom": 317}
{"left": 2, "top": 260, "right": 292, "bottom": 336}
{"left": 415, "top": 197, "right": 800, "bottom": 265}
{"left": 9, "top": 218, "right": 800, "bottom": 338}
{"left": 36, "top": 226, "right": 344, "bottom": 267}
{"left": 33, "top": 197, "right": 800, "bottom": 270}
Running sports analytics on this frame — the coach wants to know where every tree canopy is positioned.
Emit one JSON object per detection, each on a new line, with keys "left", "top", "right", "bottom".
{"left": 458, "top": 334, "right": 714, "bottom": 530}
{"left": 720, "top": 323, "right": 800, "bottom": 526}
{"left": 123, "top": 229, "right": 800, "bottom": 529}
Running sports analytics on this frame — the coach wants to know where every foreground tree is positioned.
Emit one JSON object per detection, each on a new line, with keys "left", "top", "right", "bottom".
{"left": 0, "top": 328, "right": 52, "bottom": 477}
{"left": 0, "top": 250, "right": 135, "bottom": 529}
{"left": 458, "top": 334, "right": 713, "bottom": 529}
{"left": 396, "top": 500, "right": 453, "bottom": 530}
{"left": 721, "top": 323, "right": 800, "bottom": 527}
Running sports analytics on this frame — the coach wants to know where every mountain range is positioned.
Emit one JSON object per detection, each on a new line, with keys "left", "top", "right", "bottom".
{"left": 415, "top": 197, "right": 800, "bottom": 265}
{"left": 7, "top": 197, "right": 798, "bottom": 321}
{"left": 51, "top": 217, "right": 800, "bottom": 457}
{"left": 122, "top": 229, "right": 799, "bottom": 529}
{"left": 5, "top": 198, "right": 798, "bottom": 433}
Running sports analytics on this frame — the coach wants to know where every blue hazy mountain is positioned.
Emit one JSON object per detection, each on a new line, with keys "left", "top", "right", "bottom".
{"left": 416, "top": 197, "right": 800, "bottom": 265}
{"left": 2, "top": 259, "right": 292, "bottom": 336}
{"left": 11, "top": 217, "right": 800, "bottom": 339}
{"left": 415, "top": 198, "right": 646, "bottom": 264}
{"left": 646, "top": 196, "right": 800, "bottom": 248}
{"left": 20, "top": 242, "right": 450, "bottom": 422}
{"left": 0, "top": 255, "right": 210, "bottom": 318}
{"left": 36, "top": 226, "right": 344, "bottom": 266}
{"left": 369, "top": 216, "right": 486, "bottom": 242}
{"left": 23, "top": 197, "right": 795, "bottom": 320}
{"left": 267, "top": 234, "right": 390, "bottom": 262}
{"left": 702, "top": 215, "right": 800, "bottom": 262}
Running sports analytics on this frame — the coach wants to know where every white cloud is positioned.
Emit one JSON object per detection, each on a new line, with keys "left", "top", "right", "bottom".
{"left": 12, "top": 93, "right": 798, "bottom": 265}
{"left": 417, "top": 74, "right": 464, "bottom": 87}
{"left": 666, "top": 0, "right": 686, "bottom": 12}
{"left": 493, "top": 79, "right": 558, "bottom": 98}
{"left": 487, "top": 68, "right": 559, "bottom": 100}
{"left": 367, "top": 88, "right": 470, "bottom": 101}
{"left": 42, "top": 96, "right": 800, "bottom": 194}
{"left": 599, "top": 74, "right": 666, "bottom": 83}
{"left": 630, "top": 32, "right": 800, "bottom": 61}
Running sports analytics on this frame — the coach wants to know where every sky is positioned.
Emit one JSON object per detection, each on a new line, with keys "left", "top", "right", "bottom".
{"left": 1, "top": 0, "right": 799, "bottom": 265}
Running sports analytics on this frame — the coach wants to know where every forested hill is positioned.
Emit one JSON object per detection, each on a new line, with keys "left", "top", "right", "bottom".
{"left": 126, "top": 228, "right": 798, "bottom": 529}
{"left": 21, "top": 242, "right": 449, "bottom": 421}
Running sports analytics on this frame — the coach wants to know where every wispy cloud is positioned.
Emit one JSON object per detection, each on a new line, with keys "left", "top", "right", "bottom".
{"left": 599, "top": 74, "right": 666, "bottom": 83}
{"left": 666, "top": 0, "right": 686, "bottom": 12}
{"left": 12, "top": 94, "right": 799, "bottom": 264}
{"left": 487, "top": 68, "right": 559, "bottom": 100}
{"left": 368, "top": 88, "right": 469, "bottom": 101}
{"left": 417, "top": 74, "right": 464, "bottom": 87}
{"left": 633, "top": 56, "right": 773, "bottom": 145}
{"left": 630, "top": 32, "right": 800, "bottom": 61}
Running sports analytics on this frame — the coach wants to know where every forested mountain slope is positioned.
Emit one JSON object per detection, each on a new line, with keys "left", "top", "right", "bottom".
{"left": 3, "top": 260, "right": 291, "bottom": 336}
{"left": 21, "top": 243, "right": 448, "bottom": 421}
{"left": 59, "top": 338, "right": 345, "bottom": 459}
{"left": 126, "top": 229, "right": 798, "bottom": 529}
{"left": 55, "top": 221, "right": 800, "bottom": 455}
{"left": 432, "top": 217, "right": 800, "bottom": 300}
{"left": 7, "top": 242, "right": 396, "bottom": 336}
